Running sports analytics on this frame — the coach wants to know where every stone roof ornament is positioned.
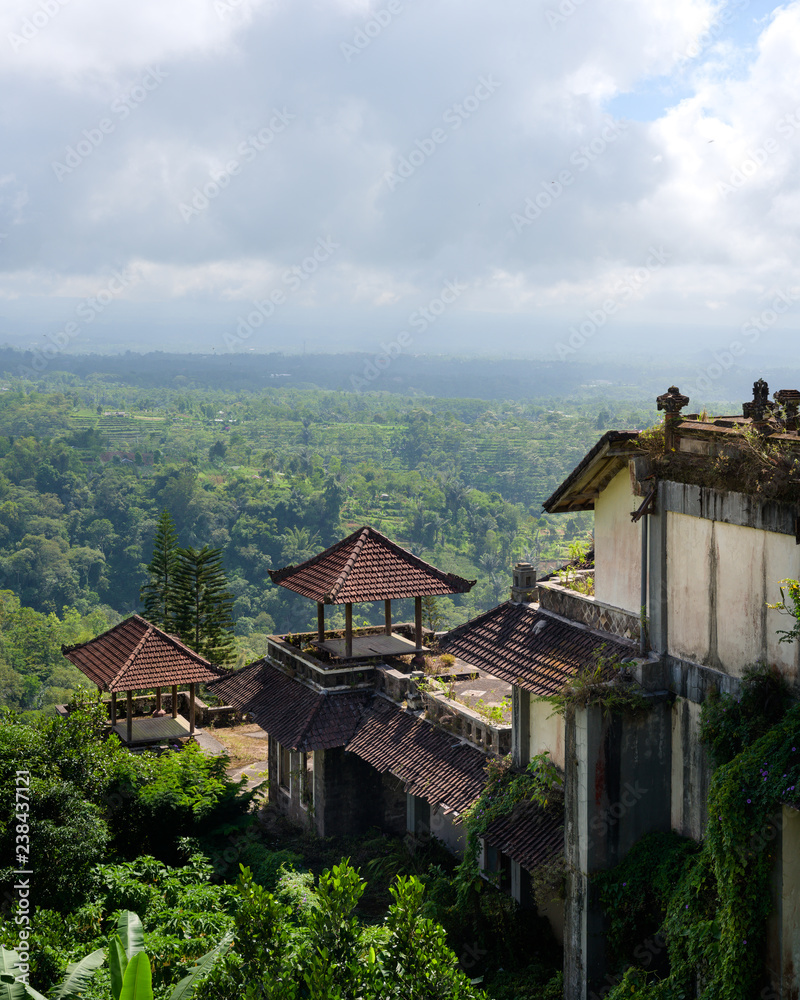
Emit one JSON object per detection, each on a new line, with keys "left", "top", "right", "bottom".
{"left": 656, "top": 386, "right": 689, "bottom": 449}
{"left": 743, "top": 378, "right": 774, "bottom": 423}
{"left": 774, "top": 389, "right": 800, "bottom": 433}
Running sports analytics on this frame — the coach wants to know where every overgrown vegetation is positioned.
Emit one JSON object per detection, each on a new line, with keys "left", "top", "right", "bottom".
{"left": 599, "top": 664, "right": 800, "bottom": 999}
{"left": 538, "top": 647, "right": 646, "bottom": 718}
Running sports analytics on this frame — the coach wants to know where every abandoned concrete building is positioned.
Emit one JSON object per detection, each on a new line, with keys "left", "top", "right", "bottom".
{"left": 213, "top": 380, "right": 800, "bottom": 999}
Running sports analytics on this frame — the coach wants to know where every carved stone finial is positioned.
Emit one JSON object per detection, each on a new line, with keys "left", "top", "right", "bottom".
{"left": 774, "top": 389, "right": 800, "bottom": 433}
{"left": 743, "top": 378, "right": 773, "bottom": 422}
{"left": 657, "top": 386, "right": 690, "bottom": 449}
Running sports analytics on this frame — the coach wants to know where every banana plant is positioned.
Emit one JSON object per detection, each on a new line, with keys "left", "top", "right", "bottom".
{"left": 1, "top": 911, "right": 230, "bottom": 1000}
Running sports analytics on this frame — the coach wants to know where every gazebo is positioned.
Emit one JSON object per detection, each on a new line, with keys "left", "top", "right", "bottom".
{"left": 268, "top": 525, "right": 476, "bottom": 660}
{"left": 62, "top": 614, "right": 223, "bottom": 746}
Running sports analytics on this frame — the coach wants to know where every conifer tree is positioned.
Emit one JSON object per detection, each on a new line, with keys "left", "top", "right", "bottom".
{"left": 140, "top": 510, "right": 179, "bottom": 631}
{"left": 173, "top": 545, "right": 235, "bottom": 664}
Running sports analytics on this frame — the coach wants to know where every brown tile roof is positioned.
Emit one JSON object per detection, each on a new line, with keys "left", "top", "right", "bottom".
{"left": 345, "top": 697, "right": 489, "bottom": 814}
{"left": 208, "top": 660, "right": 371, "bottom": 751}
{"left": 483, "top": 800, "right": 564, "bottom": 871}
{"left": 543, "top": 430, "right": 641, "bottom": 513}
{"left": 439, "top": 603, "right": 636, "bottom": 696}
{"left": 61, "top": 615, "right": 223, "bottom": 693}
{"left": 269, "top": 525, "right": 475, "bottom": 604}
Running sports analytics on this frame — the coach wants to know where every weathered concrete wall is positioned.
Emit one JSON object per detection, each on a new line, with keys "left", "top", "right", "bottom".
{"left": 595, "top": 468, "right": 642, "bottom": 614}
{"left": 669, "top": 697, "right": 711, "bottom": 841}
{"left": 564, "top": 697, "right": 672, "bottom": 1000}
{"left": 430, "top": 802, "right": 467, "bottom": 856}
{"left": 666, "top": 512, "right": 800, "bottom": 680}
{"left": 781, "top": 806, "right": 800, "bottom": 998}
{"left": 381, "top": 772, "right": 407, "bottom": 837}
{"left": 316, "top": 747, "right": 384, "bottom": 837}
{"left": 530, "top": 695, "right": 565, "bottom": 770}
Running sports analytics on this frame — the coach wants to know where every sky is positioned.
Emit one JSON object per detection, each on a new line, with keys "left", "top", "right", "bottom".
{"left": 1, "top": 0, "right": 799, "bottom": 374}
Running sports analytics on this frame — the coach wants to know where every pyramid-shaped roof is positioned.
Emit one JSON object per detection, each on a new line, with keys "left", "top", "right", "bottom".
{"left": 268, "top": 525, "right": 476, "bottom": 605}
{"left": 62, "top": 614, "right": 224, "bottom": 693}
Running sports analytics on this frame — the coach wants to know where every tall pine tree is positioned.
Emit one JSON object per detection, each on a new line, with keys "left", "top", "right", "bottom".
{"left": 173, "top": 545, "right": 235, "bottom": 664}
{"left": 140, "top": 510, "right": 179, "bottom": 631}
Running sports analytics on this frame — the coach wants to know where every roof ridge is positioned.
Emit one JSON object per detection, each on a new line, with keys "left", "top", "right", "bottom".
{"left": 327, "top": 526, "right": 370, "bottom": 602}
{"left": 111, "top": 621, "right": 153, "bottom": 689}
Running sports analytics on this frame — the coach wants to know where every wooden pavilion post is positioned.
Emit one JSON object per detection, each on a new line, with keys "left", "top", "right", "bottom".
{"left": 155, "top": 687, "right": 162, "bottom": 712}
{"left": 415, "top": 596, "right": 422, "bottom": 649}
{"left": 126, "top": 690, "right": 133, "bottom": 744}
{"left": 110, "top": 690, "right": 117, "bottom": 726}
{"left": 345, "top": 604, "right": 353, "bottom": 658}
{"left": 171, "top": 685, "right": 178, "bottom": 719}
{"left": 317, "top": 602, "right": 325, "bottom": 642}
{"left": 189, "top": 683, "right": 196, "bottom": 735}
{"left": 384, "top": 599, "right": 392, "bottom": 636}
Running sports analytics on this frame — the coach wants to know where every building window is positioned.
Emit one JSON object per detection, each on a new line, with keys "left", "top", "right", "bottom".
{"left": 301, "top": 751, "right": 314, "bottom": 808}
{"left": 279, "top": 743, "right": 291, "bottom": 792}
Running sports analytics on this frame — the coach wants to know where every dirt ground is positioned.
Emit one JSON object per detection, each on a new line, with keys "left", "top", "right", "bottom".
{"left": 208, "top": 721, "right": 269, "bottom": 769}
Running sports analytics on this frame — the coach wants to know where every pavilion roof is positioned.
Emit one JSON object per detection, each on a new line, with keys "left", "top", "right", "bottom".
{"left": 62, "top": 614, "right": 224, "bottom": 693}
{"left": 268, "top": 525, "right": 476, "bottom": 604}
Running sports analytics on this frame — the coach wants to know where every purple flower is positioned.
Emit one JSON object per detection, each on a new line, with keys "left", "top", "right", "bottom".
{"left": 747, "top": 798, "right": 751, "bottom": 804}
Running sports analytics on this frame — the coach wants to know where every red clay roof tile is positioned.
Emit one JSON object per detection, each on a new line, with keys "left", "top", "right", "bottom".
{"left": 209, "top": 660, "right": 371, "bottom": 751}
{"left": 269, "top": 526, "right": 475, "bottom": 604}
{"left": 61, "top": 614, "right": 223, "bottom": 692}
{"left": 345, "top": 697, "right": 488, "bottom": 814}
{"left": 439, "top": 602, "right": 635, "bottom": 696}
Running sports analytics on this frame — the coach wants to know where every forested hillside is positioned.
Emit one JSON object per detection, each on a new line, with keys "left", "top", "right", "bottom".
{"left": 0, "top": 362, "right": 658, "bottom": 709}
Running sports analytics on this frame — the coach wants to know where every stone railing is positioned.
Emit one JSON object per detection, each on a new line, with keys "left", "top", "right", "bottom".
{"left": 423, "top": 689, "right": 511, "bottom": 756}
{"left": 537, "top": 580, "right": 640, "bottom": 642}
{"left": 58, "top": 692, "right": 243, "bottom": 727}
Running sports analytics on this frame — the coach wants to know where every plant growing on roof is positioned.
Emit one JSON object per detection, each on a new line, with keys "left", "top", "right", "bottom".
{"left": 538, "top": 647, "right": 646, "bottom": 718}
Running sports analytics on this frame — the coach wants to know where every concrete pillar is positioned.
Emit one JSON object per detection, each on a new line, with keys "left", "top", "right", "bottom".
{"left": 345, "top": 604, "right": 353, "bottom": 658}
{"left": 406, "top": 793, "right": 431, "bottom": 841}
{"left": 512, "top": 685, "right": 531, "bottom": 768}
{"left": 171, "top": 685, "right": 178, "bottom": 718}
{"left": 155, "top": 686, "right": 162, "bottom": 712}
{"left": 648, "top": 482, "right": 668, "bottom": 655}
{"left": 317, "top": 602, "right": 325, "bottom": 642}
{"left": 563, "top": 697, "right": 672, "bottom": 1000}
{"left": 414, "top": 596, "right": 422, "bottom": 648}
{"left": 384, "top": 599, "right": 392, "bottom": 636}
{"left": 189, "top": 683, "right": 195, "bottom": 735}
{"left": 110, "top": 690, "right": 117, "bottom": 726}
{"left": 126, "top": 691, "right": 133, "bottom": 744}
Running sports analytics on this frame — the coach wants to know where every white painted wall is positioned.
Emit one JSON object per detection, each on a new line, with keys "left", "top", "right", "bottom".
{"left": 430, "top": 802, "right": 467, "bottom": 856}
{"left": 594, "top": 468, "right": 642, "bottom": 614}
{"left": 529, "top": 697, "right": 565, "bottom": 770}
{"left": 667, "top": 513, "right": 800, "bottom": 680}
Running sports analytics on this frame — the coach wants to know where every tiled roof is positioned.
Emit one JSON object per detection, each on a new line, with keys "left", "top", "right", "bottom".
{"left": 269, "top": 525, "right": 475, "bottom": 604}
{"left": 61, "top": 615, "right": 223, "bottom": 692}
{"left": 543, "top": 430, "right": 640, "bottom": 513}
{"left": 208, "top": 660, "right": 371, "bottom": 751}
{"left": 483, "top": 800, "right": 564, "bottom": 871}
{"left": 345, "top": 697, "right": 488, "bottom": 814}
{"left": 439, "top": 602, "right": 636, "bottom": 696}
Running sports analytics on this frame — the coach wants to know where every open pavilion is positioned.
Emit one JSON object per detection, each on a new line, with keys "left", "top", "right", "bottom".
{"left": 268, "top": 525, "right": 476, "bottom": 660}
{"left": 62, "top": 614, "right": 223, "bottom": 746}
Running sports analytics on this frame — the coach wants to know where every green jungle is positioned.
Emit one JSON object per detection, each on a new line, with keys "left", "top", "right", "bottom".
{"left": 3, "top": 352, "right": 796, "bottom": 999}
